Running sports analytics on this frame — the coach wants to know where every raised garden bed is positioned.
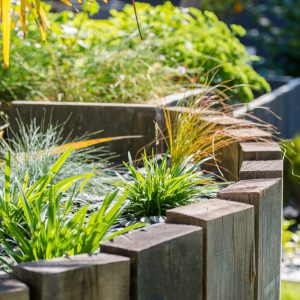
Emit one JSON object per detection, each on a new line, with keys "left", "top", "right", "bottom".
{"left": 0, "top": 103, "right": 283, "bottom": 300}
{"left": 3, "top": 77, "right": 292, "bottom": 163}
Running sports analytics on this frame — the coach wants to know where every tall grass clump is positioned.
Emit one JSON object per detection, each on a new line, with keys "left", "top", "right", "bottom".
{"left": 163, "top": 84, "right": 273, "bottom": 171}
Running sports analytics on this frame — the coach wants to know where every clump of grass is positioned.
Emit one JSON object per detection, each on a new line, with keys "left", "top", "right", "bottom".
{"left": 163, "top": 85, "right": 272, "bottom": 171}
{"left": 0, "top": 117, "right": 116, "bottom": 205}
{"left": 116, "top": 151, "right": 217, "bottom": 218}
{"left": 0, "top": 150, "right": 142, "bottom": 269}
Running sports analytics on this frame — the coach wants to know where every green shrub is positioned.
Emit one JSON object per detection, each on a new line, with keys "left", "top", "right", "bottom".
{"left": 116, "top": 151, "right": 217, "bottom": 217}
{"left": 0, "top": 150, "right": 141, "bottom": 269}
{"left": 98, "top": 2, "right": 269, "bottom": 101}
{"left": 0, "top": 2, "right": 269, "bottom": 103}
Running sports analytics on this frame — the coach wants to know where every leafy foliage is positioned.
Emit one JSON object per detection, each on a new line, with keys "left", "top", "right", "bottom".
{"left": 95, "top": 2, "right": 270, "bottom": 102}
{"left": 0, "top": 150, "right": 141, "bottom": 269}
{"left": 0, "top": 0, "right": 98, "bottom": 68}
{"left": 202, "top": 0, "right": 251, "bottom": 18}
{"left": 116, "top": 151, "right": 217, "bottom": 217}
{"left": 0, "top": 2, "right": 269, "bottom": 103}
{"left": 282, "top": 219, "right": 300, "bottom": 255}
{"left": 282, "top": 136, "right": 300, "bottom": 205}
{"left": 249, "top": 0, "right": 300, "bottom": 76}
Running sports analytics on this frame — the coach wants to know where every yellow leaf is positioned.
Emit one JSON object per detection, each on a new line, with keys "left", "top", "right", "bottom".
{"left": 38, "top": 6, "right": 50, "bottom": 41}
{"left": 60, "top": 0, "right": 79, "bottom": 12}
{"left": 12, "top": 135, "right": 143, "bottom": 162}
{"left": 1, "top": 0, "right": 11, "bottom": 68}
{"left": 59, "top": 0, "right": 75, "bottom": 9}
{"left": 20, "top": 0, "right": 26, "bottom": 35}
{"left": 48, "top": 136, "right": 143, "bottom": 155}
{"left": 26, "top": 0, "right": 38, "bottom": 27}
{"left": 39, "top": 6, "right": 50, "bottom": 29}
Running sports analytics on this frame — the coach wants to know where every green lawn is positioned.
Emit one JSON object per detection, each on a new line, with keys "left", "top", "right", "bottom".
{"left": 282, "top": 281, "right": 300, "bottom": 300}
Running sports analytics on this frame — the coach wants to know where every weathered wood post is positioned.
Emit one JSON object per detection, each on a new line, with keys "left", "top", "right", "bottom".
{"left": 12, "top": 253, "right": 130, "bottom": 300}
{"left": 218, "top": 141, "right": 283, "bottom": 299}
{"left": 166, "top": 199, "right": 255, "bottom": 300}
{"left": 0, "top": 275, "right": 29, "bottom": 300}
{"left": 101, "top": 223, "right": 203, "bottom": 300}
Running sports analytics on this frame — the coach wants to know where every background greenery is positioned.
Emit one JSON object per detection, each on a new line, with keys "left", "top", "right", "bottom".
{"left": 248, "top": 0, "right": 300, "bottom": 76}
{"left": 281, "top": 281, "right": 300, "bottom": 300}
{"left": 0, "top": 2, "right": 269, "bottom": 103}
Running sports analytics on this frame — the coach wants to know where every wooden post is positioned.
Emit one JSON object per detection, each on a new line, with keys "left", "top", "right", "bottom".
{"left": 239, "top": 142, "right": 281, "bottom": 162}
{"left": 13, "top": 253, "right": 130, "bottom": 300}
{"left": 0, "top": 275, "right": 29, "bottom": 300}
{"left": 239, "top": 160, "right": 283, "bottom": 180}
{"left": 166, "top": 199, "right": 255, "bottom": 300}
{"left": 101, "top": 223, "right": 203, "bottom": 300}
{"left": 218, "top": 178, "right": 282, "bottom": 299}
{"left": 217, "top": 128, "right": 272, "bottom": 181}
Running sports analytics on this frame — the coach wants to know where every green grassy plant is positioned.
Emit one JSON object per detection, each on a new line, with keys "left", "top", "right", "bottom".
{"left": 97, "top": 2, "right": 270, "bottom": 102}
{"left": 0, "top": 149, "right": 142, "bottom": 269}
{"left": 0, "top": 117, "right": 116, "bottom": 205}
{"left": 163, "top": 88, "right": 271, "bottom": 171}
{"left": 0, "top": 2, "right": 269, "bottom": 103}
{"left": 116, "top": 151, "right": 217, "bottom": 217}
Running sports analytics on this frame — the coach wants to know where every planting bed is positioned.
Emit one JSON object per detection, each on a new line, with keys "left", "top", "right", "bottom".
{"left": 0, "top": 103, "right": 283, "bottom": 300}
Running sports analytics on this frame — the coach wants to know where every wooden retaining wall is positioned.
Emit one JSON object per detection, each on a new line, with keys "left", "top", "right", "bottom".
{"left": 0, "top": 108, "right": 283, "bottom": 300}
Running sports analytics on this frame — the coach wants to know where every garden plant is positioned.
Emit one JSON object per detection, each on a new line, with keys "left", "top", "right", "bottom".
{"left": 0, "top": 149, "right": 142, "bottom": 270}
{"left": 0, "top": 2, "right": 286, "bottom": 297}
{"left": 249, "top": 0, "right": 300, "bottom": 76}
{"left": 0, "top": 2, "right": 270, "bottom": 103}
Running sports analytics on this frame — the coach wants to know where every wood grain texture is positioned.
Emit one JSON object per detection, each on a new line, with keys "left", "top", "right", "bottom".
{"left": 166, "top": 199, "right": 255, "bottom": 300}
{"left": 101, "top": 223, "right": 203, "bottom": 300}
{"left": 239, "top": 160, "right": 283, "bottom": 180}
{"left": 225, "top": 128, "right": 272, "bottom": 139}
{"left": 216, "top": 142, "right": 240, "bottom": 181}
{"left": 13, "top": 253, "right": 130, "bottom": 300}
{"left": 239, "top": 142, "right": 281, "bottom": 162}
{"left": 217, "top": 133, "right": 273, "bottom": 181}
{"left": 218, "top": 179, "right": 282, "bottom": 300}
{"left": 0, "top": 274, "right": 29, "bottom": 300}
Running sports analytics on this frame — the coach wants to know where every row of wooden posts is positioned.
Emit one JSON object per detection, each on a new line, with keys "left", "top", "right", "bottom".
{"left": 0, "top": 114, "right": 283, "bottom": 300}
